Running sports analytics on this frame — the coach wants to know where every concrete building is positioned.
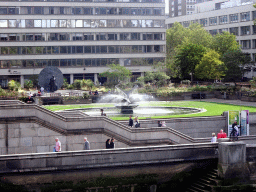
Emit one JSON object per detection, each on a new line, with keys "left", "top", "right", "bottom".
{"left": 166, "top": 0, "right": 256, "bottom": 79}
{"left": 0, "top": 0, "right": 166, "bottom": 88}
{"left": 169, "top": 0, "right": 197, "bottom": 17}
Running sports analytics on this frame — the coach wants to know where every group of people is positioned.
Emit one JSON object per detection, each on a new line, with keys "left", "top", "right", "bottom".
{"left": 211, "top": 129, "right": 227, "bottom": 142}
{"left": 211, "top": 121, "right": 240, "bottom": 142}
{"left": 89, "top": 90, "right": 98, "bottom": 95}
{"left": 106, "top": 138, "right": 115, "bottom": 149}
{"left": 53, "top": 137, "right": 90, "bottom": 152}
{"left": 129, "top": 115, "right": 140, "bottom": 128}
{"left": 158, "top": 121, "right": 166, "bottom": 127}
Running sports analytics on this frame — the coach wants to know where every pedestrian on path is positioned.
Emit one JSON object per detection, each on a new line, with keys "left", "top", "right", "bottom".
{"left": 84, "top": 137, "right": 90, "bottom": 150}
{"left": 55, "top": 138, "right": 61, "bottom": 152}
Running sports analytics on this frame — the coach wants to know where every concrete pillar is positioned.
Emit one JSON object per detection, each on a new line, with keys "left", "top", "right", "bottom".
{"left": 70, "top": 74, "right": 74, "bottom": 84}
{"left": 20, "top": 75, "right": 24, "bottom": 88}
{"left": 94, "top": 73, "right": 98, "bottom": 85}
{"left": 141, "top": 72, "right": 145, "bottom": 77}
{"left": 218, "top": 142, "right": 249, "bottom": 182}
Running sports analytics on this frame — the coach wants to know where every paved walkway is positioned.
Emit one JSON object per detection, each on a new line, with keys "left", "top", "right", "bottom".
{"left": 198, "top": 98, "right": 256, "bottom": 107}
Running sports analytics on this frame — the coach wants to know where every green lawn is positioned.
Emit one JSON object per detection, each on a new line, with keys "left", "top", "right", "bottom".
{"left": 43, "top": 101, "right": 256, "bottom": 120}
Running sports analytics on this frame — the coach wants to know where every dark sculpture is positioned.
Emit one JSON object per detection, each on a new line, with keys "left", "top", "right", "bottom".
{"left": 38, "top": 66, "right": 63, "bottom": 92}
{"left": 49, "top": 75, "right": 57, "bottom": 92}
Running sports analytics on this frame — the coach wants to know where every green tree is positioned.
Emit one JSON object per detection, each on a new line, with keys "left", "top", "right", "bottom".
{"left": 99, "top": 64, "right": 132, "bottom": 86}
{"left": 81, "top": 79, "right": 94, "bottom": 90}
{"left": 222, "top": 50, "right": 251, "bottom": 83}
{"left": 166, "top": 22, "right": 212, "bottom": 78}
{"left": 8, "top": 80, "right": 21, "bottom": 91}
{"left": 29, "top": 75, "right": 38, "bottom": 88}
{"left": 24, "top": 80, "right": 33, "bottom": 89}
{"left": 174, "top": 43, "right": 206, "bottom": 80}
{"left": 195, "top": 50, "right": 225, "bottom": 81}
{"left": 211, "top": 31, "right": 240, "bottom": 56}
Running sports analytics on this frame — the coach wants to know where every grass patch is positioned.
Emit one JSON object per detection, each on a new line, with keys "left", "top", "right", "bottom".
{"left": 43, "top": 101, "right": 256, "bottom": 121}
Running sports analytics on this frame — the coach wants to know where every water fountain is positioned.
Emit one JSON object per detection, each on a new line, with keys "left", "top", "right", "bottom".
{"left": 81, "top": 85, "right": 203, "bottom": 117}
{"left": 114, "top": 85, "right": 139, "bottom": 114}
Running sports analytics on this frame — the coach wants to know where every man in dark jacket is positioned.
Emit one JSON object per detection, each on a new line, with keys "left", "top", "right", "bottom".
{"left": 129, "top": 115, "right": 133, "bottom": 127}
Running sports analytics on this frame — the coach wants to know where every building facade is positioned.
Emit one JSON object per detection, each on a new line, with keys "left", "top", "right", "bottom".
{"left": 169, "top": 0, "right": 196, "bottom": 17}
{"left": 166, "top": 0, "right": 256, "bottom": 79}
{"left": 0, "top": 0, "right": 166, "bottom": 88}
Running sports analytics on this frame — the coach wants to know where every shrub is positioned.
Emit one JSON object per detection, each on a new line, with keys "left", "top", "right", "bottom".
{"left": 73, "top": 80, "right": 81, "bottom": 89}
{"left": 24, "top": 80, "right": 33, "bottom": 89}
{"left": 8, "top": 80, "right": 21, "bottom": 91}
{"left": 83, "top": 92, "right": 90, "bottom": 99}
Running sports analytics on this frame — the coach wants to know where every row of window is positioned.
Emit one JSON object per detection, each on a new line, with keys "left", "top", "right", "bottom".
{"left": 208, "top": 25, "right": 256, "bottom": 36}
{"left": 0, "top": 7, "right": 165, "bottom": 15}
{"left": 0, "top": 0, "right": 164, "bottom": 2}
{"left": 0, "top": 32, "right": 165, "bottom": 41}
{"left": 0, "top": 19, "right": 165, "bottom": 28}
{"left": 0, "top": 57, "right": 165, "bottom": 68}
{"left": 180, "top": 12, "right": 253, "bottom": 28}
{"left": 0, "top": 45, "right": 165, "bottom": 55}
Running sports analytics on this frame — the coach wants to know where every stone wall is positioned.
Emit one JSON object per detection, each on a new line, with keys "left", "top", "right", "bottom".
{"left": 0, "top": 122, "right": 128, "bottom": 155}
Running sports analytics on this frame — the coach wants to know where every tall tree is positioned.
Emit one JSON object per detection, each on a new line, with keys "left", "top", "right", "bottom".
{"left": 174, "top": 43, "right": 206, "bottom": 81}
{"left": 211, "top": 31, "right": 240, "bottom": 56}
{"left": 166, "top": 22, "right": 212, "bottom": 78}
{"left": 99, "top": 64, "right": 132, "bottom": 85}
{"left": 195, "top": 50, "right": 225, "bottom": 81}
{"left": 222, "top": 50, "right": 251, "bottom": 82}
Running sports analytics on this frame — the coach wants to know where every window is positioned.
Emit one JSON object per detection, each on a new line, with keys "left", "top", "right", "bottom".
{"left": 241, "top": 12, "right": 250, "bottom": 22}
{"left": 0, "top": 20, "right": 8, "bottom": 27}
{"left": 200, "top": 18, "right": 207, "bottom": 27}
{"left": 241, "top": 26, "right": 250, "bottom": 35}
{"left": 241, "top": 40, "right": 251, "bottom": 49}
{"left": 230, "top": 27, "right": 239, "bottom": 36}
{"left": 183, "top": 21, "right": 190, "bottom": 28}
{"left": 26, "top": 20, "right": 34, "bottom": 28}
{"left": 219, "top": 15, "right": 228, "bottom": 24}
{"left": 209, "top": 17, "right": 217, "bottom": 25}
{"left": 209, "top": 29, "right": 217, "bottom": 36}
{"left": 59, "top": 20, "right": 67, "bottom": 27}
{"left": 50, "top": 20, "right": 58, "bottom": 28}
{"left": 76, "top": 20, "right": 83, "bottom": 27}
{"left": 9, "top": 20, "right": 17, "bottom": 28}
{"left": 84, "top": 33, "right": 94, "bottom": 40}
{"left": 219, "top": 28, "right": 228, "bottom": 33}
{"left": 230, "top": 14, "right": 238, "bottom": 23}
{"left": 34, "top": 20, "right": 42, "bottom": 28}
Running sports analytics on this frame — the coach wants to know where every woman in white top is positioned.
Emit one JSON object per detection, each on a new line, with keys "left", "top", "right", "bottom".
{"left": 211, "top": 133, "right": 217, "bottom": 143}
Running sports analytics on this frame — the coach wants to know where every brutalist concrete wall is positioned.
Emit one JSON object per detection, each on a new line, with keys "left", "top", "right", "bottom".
{"left": 125, "top": 116, "right": 226, "bottom": 139}
{"left": 0, "top": 122, "right": 128, "bottom": 155}
{"left": 218, "top": 142, "right": 250, "bottom": 181}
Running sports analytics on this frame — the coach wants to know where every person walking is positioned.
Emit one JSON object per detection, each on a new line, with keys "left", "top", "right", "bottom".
{"left": 211, "top": 133, "right": 217, "bottom": 143}
{"left": 84, "top": 137, "right": 90, "bottom": 150}
{"left": 110, "top": 138, "right": 115, "bottom": 149}
{"left": 106, "top": 139, "right": 111, "bottom": 149}
{"left": 55, "top": 138, "right": 61, "bottom": 152}
{"left": 134, "top": 116, "right": 140, "bottom": 128}
{"left": 129, "top": 115, "right": 133, "bottom": 127}
{"left": 217, "top": 129, "right": 227, "bottom": 139}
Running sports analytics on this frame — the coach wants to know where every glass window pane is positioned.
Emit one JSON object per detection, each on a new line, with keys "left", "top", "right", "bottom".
{"left": 8, "top": 20, "right": 17, "bottom": 28}
{"left": 51, "top": 20, "right": 58, "bottom": 28}
{"left": 84, "top": 20, "right": 90, "bottom": 27}
{"left": 59, "top": 20, "right": 67, "bottom": 27}
{"left": 76, "top": 20, "right": 83, "bottom": 27}
{"left": 34, "top": 20, "right": 42, "bottom": 28}
{"left": 17, "top": 20, "right": 25, "bottom": 28}
{"left": 26, "top": 20, "right": 34, "bottom": 28}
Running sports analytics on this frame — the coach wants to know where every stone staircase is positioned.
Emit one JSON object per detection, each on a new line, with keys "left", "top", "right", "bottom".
{"left": 55, "top": 110, "right": 89, "bottom": 118}
{"left": 186, "top": 169, "right": 219, "bottom": 192}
